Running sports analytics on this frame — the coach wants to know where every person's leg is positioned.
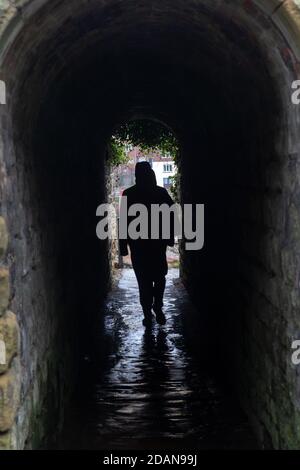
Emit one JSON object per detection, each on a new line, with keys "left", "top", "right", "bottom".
{"left": 153, "top": 276, "right": 167, "bottom": 325}
{"left": 135, "top": 272, "right": 154, "bottom": 324}
{"left": 153, "top": 276, "right": 166, "bottom": 310}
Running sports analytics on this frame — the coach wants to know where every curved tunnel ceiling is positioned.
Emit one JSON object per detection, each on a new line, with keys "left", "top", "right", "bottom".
{"left": 0, "top": 0, "right": 295, "bottom": 150}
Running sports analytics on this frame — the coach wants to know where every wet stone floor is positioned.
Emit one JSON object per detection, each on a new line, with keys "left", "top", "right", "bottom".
{"left": 60, "top": 268, "right": 257, "bottom": 450}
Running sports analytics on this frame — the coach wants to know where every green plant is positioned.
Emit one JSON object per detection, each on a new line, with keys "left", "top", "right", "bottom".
{"left": 112, "top": 119, "right": 179, "bottom": 156}
{"left": 108, "top": 138, "right": 129, "bottom": 166}
{"left": 170, "top": 172, "right": 180, "bottom": 202}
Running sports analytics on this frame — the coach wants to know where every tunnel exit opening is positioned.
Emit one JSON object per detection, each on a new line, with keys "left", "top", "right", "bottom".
{"left": 106, "top": 118, "right": 181, "bottom": 273}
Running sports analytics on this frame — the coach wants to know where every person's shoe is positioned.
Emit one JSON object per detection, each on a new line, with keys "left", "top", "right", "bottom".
{"left": 143, "top": 311, "right": 153, "bottom": 327}
{"left": 153, "top": 307, "right": 167, "bottom": 325}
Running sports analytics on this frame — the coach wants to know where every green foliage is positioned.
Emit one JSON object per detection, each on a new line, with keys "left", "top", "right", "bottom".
{"left": 170, "top": 172, "right": 180, "bottom": 203}
{"left": 108, "top": 119, "right": 179, "bottom": 170}
{"left": 112, "top": 119, "right": 179, "bottom": 156}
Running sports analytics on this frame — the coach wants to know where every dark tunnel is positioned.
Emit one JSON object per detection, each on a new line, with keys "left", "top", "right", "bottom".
{"left": 0, "top": 0, "right": 300, "bottom": 449}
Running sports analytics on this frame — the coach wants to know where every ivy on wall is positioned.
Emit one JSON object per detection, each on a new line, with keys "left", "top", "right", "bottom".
{"left": 112, "top": 119, "right": 179, "bottom": 157}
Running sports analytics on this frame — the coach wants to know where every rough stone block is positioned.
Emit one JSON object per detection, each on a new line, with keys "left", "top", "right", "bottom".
{"left": 0, "top": 217, "right": 8, "bottom": 259}
{"left": 272, "top": 0, "right": 300, "bottom": 63}
{"left": 0, "top": 1, "right": 11, "bottom": 10}
{"left": 0, "top": 428, "right": 15, "bottom": 450}
{"left": 0, "top": 268, "right": 9, "bottom": 315}
{"left": 0, "top": 359, "right": 20, "bottom": 432}
{"left": 0, "top": 311, "right": 20, "bottom": 374}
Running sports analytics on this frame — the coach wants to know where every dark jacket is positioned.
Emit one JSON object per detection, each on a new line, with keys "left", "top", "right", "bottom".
{"left": 119, "top": 183, "right": 175, "bottom": 277}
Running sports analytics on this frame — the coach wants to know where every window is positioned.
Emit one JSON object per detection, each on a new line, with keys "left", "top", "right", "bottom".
{"left": 163, "top": 177, "right": 173, "bottom": 189}
{"left": 163, "top": 164, "right": 173, "bottom": 173}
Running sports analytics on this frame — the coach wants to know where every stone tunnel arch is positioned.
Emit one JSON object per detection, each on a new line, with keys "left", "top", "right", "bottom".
{"left": 0, "top": 0, "right": 300, "bottom": 449}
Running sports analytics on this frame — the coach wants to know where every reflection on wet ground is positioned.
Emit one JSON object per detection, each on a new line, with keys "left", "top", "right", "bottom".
{"left": 61, "top": 268, "right": 257, "bottom": 449}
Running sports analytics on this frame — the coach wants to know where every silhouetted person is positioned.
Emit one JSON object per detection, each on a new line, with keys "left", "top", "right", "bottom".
{"left": 120, "top": 162, "right": 175, "bottom": 327}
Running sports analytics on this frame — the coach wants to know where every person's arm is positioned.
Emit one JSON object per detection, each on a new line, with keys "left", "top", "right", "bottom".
{"left": 119, "top": 239, "right": 129, "bottom": 257}
{"left": 163, "top": 189, "right": 177, "bottom": 247}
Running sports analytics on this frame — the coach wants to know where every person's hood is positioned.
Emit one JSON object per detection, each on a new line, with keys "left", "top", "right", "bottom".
{"left": 135, "top": 162, "right": 157, "bottom": 189}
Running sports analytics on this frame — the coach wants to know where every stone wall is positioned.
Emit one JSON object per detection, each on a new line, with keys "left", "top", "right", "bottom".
{"left": 0, "top": 216, "right": 20, "bottom": 449}
{"left": 179, "top": 11, "right": 300, "bottom": 447}
{"left": 0, "top": 36, "right": 112, "bottom": 446}
{"left": 0, "top": 107, "right": 111, "bottom": 449}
